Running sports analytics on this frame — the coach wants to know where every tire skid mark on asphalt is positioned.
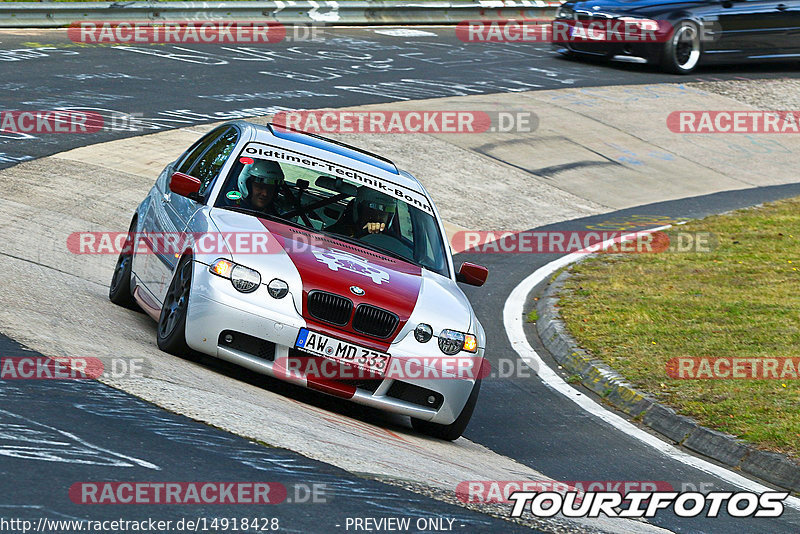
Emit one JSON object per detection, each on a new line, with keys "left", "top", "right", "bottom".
{"left": 0, "top": 408, "right": 160, "bottom": 470}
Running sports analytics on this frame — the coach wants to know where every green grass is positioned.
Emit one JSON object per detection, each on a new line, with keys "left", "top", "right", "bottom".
{"left": 526, "top": 309, "right": 539, "bottom": 323}
{"left": 558, "top": 197, "right": 800, "bottom": 459}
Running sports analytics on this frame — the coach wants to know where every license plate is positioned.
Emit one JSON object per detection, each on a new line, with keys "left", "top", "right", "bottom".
{"left": 295, "top": 328, "right": 390, "bottom": 375}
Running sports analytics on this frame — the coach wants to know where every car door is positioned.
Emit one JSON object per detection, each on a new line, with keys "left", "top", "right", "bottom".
{"left": 150, "top": 126, "right": 239, "bottom": 301}
{"left": 714, "top": 0, "right": 791, "bottom": 56}
{"left": 781, "top": 0, "right": 800, "bottom": 54}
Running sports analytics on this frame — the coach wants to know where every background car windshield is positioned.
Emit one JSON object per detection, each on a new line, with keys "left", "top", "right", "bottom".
{"left": 216, "top": 157, "right": 450, "bottom": 277}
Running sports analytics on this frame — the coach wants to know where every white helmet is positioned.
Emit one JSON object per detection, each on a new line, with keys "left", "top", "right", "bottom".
{"left": 238, "top": 160, "right": 284, "bottom": 198}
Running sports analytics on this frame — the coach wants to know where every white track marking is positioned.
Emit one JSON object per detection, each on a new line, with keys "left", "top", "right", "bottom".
{"left": 371, "top": 29, "right": 438, "bottom": 37}
{"left": 503, "top": 226, "right": 800, "bottom": 510}
{"left": 0, "top": 409, "right": 160, "bottom": 470}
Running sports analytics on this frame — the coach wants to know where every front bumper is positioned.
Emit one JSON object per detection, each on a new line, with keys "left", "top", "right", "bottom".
{"left": 184, "top": 261, "right": 477, "bottom": 425}
{"left": 553, "top": 39, "right": 663, "bottom": 64}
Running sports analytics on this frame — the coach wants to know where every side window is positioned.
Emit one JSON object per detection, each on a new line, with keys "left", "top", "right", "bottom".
{"left": 176, "top": 127, "right": 227, "bottom": 175}
{"left": 187, "top": 128, "right": 239, "bottom": 196}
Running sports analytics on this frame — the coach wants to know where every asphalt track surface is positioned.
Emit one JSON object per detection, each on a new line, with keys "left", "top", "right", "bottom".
{"left": 1, "top": 26, "right": 800, "bottom": 534}
{"left": 1, "top": 26, "right": 799, "bottom": 168}
{"left": 0, "top": 334, "right": 519, "bottom": 533}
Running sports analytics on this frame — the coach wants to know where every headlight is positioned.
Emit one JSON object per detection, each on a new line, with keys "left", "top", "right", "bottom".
{"left": 231, "top": 265, "right": 261, "bottom": 293}
{"left": 209, "top": 259, "right": 261, "bottom": 293}
{"left": 267, "top": 278, "right": 289, "bottom": 299}
{"left": 619, "top": 16, "right": 660, "bottom": 31}
{"left": 414, "top": 323, "right": 433, "bottom": 343}
{"left": 438, "top": 329, "right": 478, "bottom": 355}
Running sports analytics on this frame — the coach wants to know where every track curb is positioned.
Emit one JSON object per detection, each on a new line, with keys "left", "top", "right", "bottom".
{"left": 533, "top": 268, "right": 800, "bottom": 494}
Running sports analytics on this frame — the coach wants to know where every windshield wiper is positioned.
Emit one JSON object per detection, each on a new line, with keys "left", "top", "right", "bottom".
{"left": 319, "top": 229, "right": 423, "bottom": 268}
{"left": 218, "top": 206, "right": 307, "bottom": 230}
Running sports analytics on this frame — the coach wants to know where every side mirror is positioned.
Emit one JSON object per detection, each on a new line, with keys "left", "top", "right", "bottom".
{"left": 169, "top": 172, "right": 202, "bottom": 200}
{"left": 456, "top": 262, "right": 489, "bottom": 287}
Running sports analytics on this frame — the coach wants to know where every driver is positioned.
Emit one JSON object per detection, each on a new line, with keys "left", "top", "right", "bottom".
{"left": 328, "top": 187, "right": 397, "bottom": 237}
{"left": 237, "top": 160, "right": 285, "bottom": 214}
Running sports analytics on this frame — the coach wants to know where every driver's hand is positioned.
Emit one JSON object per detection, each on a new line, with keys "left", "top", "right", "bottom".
{"left": 363, "top": 222, "right": 386, "bottom": 234}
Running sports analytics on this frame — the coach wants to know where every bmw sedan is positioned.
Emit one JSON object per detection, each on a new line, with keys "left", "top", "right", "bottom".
{"left": 553, "top": 0, "right": 800, "bottom": 73}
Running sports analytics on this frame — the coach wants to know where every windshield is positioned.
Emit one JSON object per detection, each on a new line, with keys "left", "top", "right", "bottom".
{"left": 215, "top": 148, "right": 450, "bottom": 277}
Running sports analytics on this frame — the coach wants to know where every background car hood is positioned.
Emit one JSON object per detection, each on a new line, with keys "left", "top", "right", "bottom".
{"left": 567, "top": 0, "right": 707, "bottom": 16}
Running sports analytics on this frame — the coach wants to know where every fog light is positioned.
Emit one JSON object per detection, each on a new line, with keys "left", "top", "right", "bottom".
{"left": 267, "top": 278, "right": 289, "bottom": 299}
{"left": 427, "top": 395, "right": 436, "bottom": 405}
{"left": 414, "top": 323, "right": 433, "bottom": 343}
{"left": 224, "top": 334, "right": 233, "bottom": 343}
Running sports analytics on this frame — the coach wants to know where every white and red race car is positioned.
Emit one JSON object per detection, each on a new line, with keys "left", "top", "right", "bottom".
{"left": 109, "top": 120, "right": 489, "bottom": 440}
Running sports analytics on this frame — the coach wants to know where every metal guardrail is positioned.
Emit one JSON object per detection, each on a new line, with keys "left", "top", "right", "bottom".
{"left": 0, "top": 1, "right": 562, "bottom": 28}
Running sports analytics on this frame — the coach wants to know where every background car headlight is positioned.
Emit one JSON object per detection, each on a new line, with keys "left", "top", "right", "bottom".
{"left": 414, "top": 323, "right": 433, "bottom": 343}
{"left": 555, "top": 5, "right": 574, "bottom": 19}
{"left": 209, "top": 259, "right": 261, "bottom": 293}
{"left": 619, "top": 16, "right": 660, "bottom": 31}
{"left": 267, "top": 278, "right": 289, "bottom": 299}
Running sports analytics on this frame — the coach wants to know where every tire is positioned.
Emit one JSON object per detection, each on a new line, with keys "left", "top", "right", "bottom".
{"left": 108, "top": 219, "right": 137, "bottom": 309}
{"left": 411, "top": 372, "right": 482, "bottom": 441}
{"left": 157, "top": 255, "right": 193, "bottom": 356}
{"left": 660, "top": 20, "right": 702, "bottom": 74}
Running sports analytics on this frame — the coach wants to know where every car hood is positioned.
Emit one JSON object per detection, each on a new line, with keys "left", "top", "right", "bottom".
{"left": 210, "top": 209, "right": 472, "bottom": 349}
{"left": 261, "top": 217, "right": 422, "bottom": 331}
{"left": 567, "top": 0, "right": 708, "bottom": 16}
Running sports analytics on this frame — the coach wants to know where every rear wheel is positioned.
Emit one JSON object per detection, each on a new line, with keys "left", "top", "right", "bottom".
{"left": 661, "top": 20, "right": 702, "bottom": 74}
{"left": 411, "top": 374, "right": 482, "bottom": 441}
{"left": 109, "top": 219, "right": 137, "bottom": 309}
{"left": 157, "top": 256, "right": 192, "bottom": 355}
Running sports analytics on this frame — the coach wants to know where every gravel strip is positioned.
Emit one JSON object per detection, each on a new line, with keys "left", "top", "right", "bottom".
{"left": 688, "top": 78, "right": 800, "bottom": 110}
